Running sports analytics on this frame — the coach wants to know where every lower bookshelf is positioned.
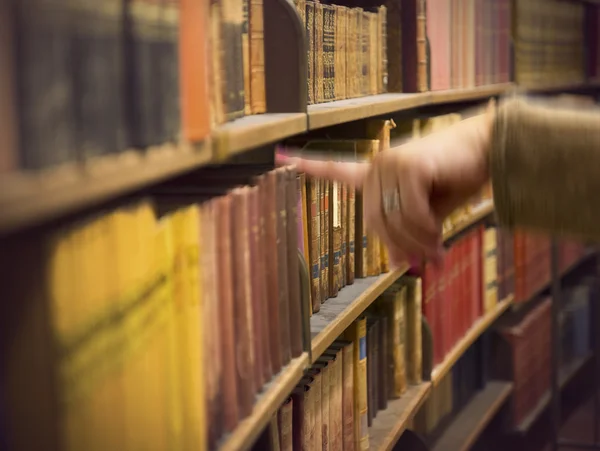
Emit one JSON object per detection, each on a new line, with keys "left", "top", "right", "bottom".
{"left": 369, "top": 383, "right": 433, "bottom": 451}
{"left": 310, "top": 265, "right": 410, "bottom": 361}
{"left": 219, "top": 352, "right": 310, "bottom": 451}
{"left": 431, "top": 295, "right": 514, "bottom": 386}
{"left": 431, "top": 381, "right": 514, "bottom": 451}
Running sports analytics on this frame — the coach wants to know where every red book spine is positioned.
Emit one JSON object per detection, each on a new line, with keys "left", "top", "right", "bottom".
{"left": 423, "top": 263, "right": 439, "bottom": 365}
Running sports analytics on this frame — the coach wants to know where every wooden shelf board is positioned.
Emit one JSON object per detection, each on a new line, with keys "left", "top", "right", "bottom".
{"left": 515, "top": 353, "right": 592, "bottom": 434}
{"left": 219, "top": 352, "right": 309, "bottom": 451}
{"left": 443, "top": 200, "right": 494, "bottom": 242}
{"left": 307, "top": 93, "right": 431, "bottom": 130}
{"left": 432, "top": 381, "right": 514, "bottom": 451}
{"left": 0, "top": 142, "right": 212, "bottom": 235}
{"left": 430, "top": 83, "right": 514, "bottom": 105}
{"left": 310, "top": 265, "right": 410, "bottom": 361}
{"left": 214, "top": 113, "right": 307, "bottom": 159}
{"left": 431, "top": 295, "right": 514, "bottom": 386}
{"left": 369, "top": 383, "right": 433, "bottom": 451}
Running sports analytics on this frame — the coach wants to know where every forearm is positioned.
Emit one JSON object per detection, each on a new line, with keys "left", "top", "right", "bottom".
{"left": 489, "top": 96, "right": 600, "bottom": 240}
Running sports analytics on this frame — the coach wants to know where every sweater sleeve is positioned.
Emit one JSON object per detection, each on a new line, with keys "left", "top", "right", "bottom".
{"left": 490, "top": 95, "right": 600, "bottom": 240}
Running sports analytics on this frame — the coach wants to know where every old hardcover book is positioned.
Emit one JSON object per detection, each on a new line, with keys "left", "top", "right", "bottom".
{"left": 73, "top": 0, "right": 125, "bottom": 159}
{"left": 320, "top": 349, "right": 343, "bottom": 451}
{"left": 306, "top": 1, "right": 316, "bottom": 104}
{"left": 248, "top": 186, "right": 266, "bottom": 388}
{"left": 344, "top": 317, "right": 369, "bottom": 450}
{"left": 208, "top": 0, "right": 225, "bottom": 126}
{"left": 249, "top": 0, "right": 266, "bottom": 113}
{"left": 359, "top": 11, "right": 369, "bottom": 96}
{"left": 286, "top": 168, "right": 304, "bottom": 358}
{"left": 367, "top": 12, "right": 378, "bottom": 95}
{"left": 385, "top": 0, "right": 402, "bottom": 92}
{"left": 242, "top": 0, "right": 251, "bottom": 114}
{"left": 403, "top": 276, "right": 423, "bottom": 384}
{"left": 378, "top": 314, "right": 388, "bottom": 411}
{"left": 319, "top": 179, "right": 328, "bottom": 301}
{"left": 313, "top": 359, "right": 332, "bottom": 451}
{"left": 381, "top": 286, "right": 407, "bottom": 397}
{"left": 378, "top": 6, "right": 388, "bottom": 93}
{"left": 306, "top": 370, "right": 323, "bottom": 451}
{"left": 231, "top": 188, "right": 257, "bottom": 415}
{"left": 334, "top": 6, "right": 347, "bottom": 100}
{"left": 341, "top": 342, "right": 355, "bottom": 451}
{"left": 221, "top": 0, "right": 245, "bottom": 120}
{"left": 330, "top": 180, "right": 342, "bottom": 297}
{"left": 215, "top": 196, "right": 240, "bottom": 433}
{"left": 306, "top": 176, "right": 322, "bottom": 312}
{"left": 275, "top": 169, "right": 292, "bottom": 364}
{"left": 14, "top": 0, "right": 74, "bottom": 168}
{"left": 299, "top": 377, "right": 317, "bottom": 450}
{"left": 323, "top": 4, "right": 336, "bottom": 102}
{"left": 314, "top": 2, "right": 325, "bottom": 103}
{"left": 366, "top": 317, "right": 378, "bottom": 426}
{"left": 0, "top": 0, "right": 18, "bottom": 173}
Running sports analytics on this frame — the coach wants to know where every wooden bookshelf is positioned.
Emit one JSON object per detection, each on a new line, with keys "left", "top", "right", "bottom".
{"left": 213, "top": 113, "right": 307, "bottom": 160}
{"left": 430, "top": 83, "right": 514, "bottom": 105}
{"left": 219, "top": 352, "right": 310, "bottom": 451}
{"left": 431, "top": 381, "right": 514, "bottom": 451}
{"left": 515, "top": 353, "right": 592, "bottom": 434}
{"left": 369, "top": 383, "right": 433, "bottom": 451}
{"left": 0, "top": 141, "right": 212, "bottom": 235}
{"left": 310, "top": 264, "right": 410, "bottom": 361}
{"left": 431, "top": 295, "right": 514, "bottom": 386}
{"left": 443, "top": 200, "right": 494, "bottom": 242}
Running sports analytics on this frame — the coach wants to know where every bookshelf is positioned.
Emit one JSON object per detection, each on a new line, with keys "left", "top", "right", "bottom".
{"left": 431, "top": 381, "right": 513, "bottom": 451}
{"left": 310, "top": 265, "right": 410, "bottom": 360}
{"left": 369, "top": 383, "right": 433, "bottom": 451}
{"left": 431, "top": 295, "right": 514, "bottom": 386}
{"left": 219, "top": 353, "right": 310, "bottom": 451}
{"left": 442, "top": 200, "right": 494, "bottom": 241}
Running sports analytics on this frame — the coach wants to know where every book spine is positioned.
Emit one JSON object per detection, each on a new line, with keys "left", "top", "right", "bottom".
{"left": 278, "top": 397, "right": 294, "bottom": 451}
{"left": 323, "top": 5, "right": 335, "bottom": 102}
{"left": 276, "top": 169, "right": 292, "bottom": 364}
{"left": 306, "top": 1, "right": 315, "bottom": 105}
{"left": 249, "top": 0, "right": 266, "bottom": 113}
{"left": 308, "top": 177, "right": 322, "bottom": 312}
{"left": 342, "top": 343, "right": 355, "bottom": 451}
{"left": 286, "top": 167, "right": 303, "bottom": 358}
{"left": 221, "top": 0, "right": 245, "bottom": 120}
{"left": 314, "top": 2, "right": 324, "bottom": 103}
{"left": 242, "top": 0, "right": 251, "bottom": 114}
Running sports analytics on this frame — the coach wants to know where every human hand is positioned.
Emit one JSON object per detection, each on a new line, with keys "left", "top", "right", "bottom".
{"left": 276, "top": 105, "right": 494, "bottom": 267}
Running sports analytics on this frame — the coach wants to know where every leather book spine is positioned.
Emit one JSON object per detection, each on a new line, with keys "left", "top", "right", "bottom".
{"left": 347, "top": 181, "right": 355, "bottom": 284}
{"left": 249, "top": 0, "right": 266, "bottom": 113}
{"left": 306, "top": 1, "right": 316, "bottom": 104}
{"left": 307, "top": 177, "right": 322, "bottom": 312}
{"left": 220, "top": 0, "right": 245, "bottom": 120}
{"left": 342, "top": 342, "right": 355, "bottom": 451}
{"left": 334, "top": 6, "right": 347, "bottom": 101}
{"left": 378, "top": 315, "right": 388, "bottom": 411}
{"left": 319, "top": 179, "right": 327, "bottom": 301}
{"left": 323, "top": 4, "right": 336, "bottom": 101}
{"left": 306, "top": 370, "right": 323, "bottom": 451}
{"left": 286, "top": 167, "right": 303, "bottom": 358}
{"left": 216, "top": 195, "right": 240, "bottom": 433}
{"left": 242, "top": 0, "right": 251, "bottom": 114}
{"left": 405, "top": 276, "right": 423, "bottom": 384}
{"left": 248, "top": 186, "right": 266, "bottom": 388}
{"left": 276, "top": 169, "right": 292, "bottom": 364}
{"left": 314, "top": 2, "right": 324, "bottom": 103}
{"left": 265, "top": 171, "right": 283, "bottom": 373}
{"left": 232, "top": 187, "right": 256, "bottom": 416}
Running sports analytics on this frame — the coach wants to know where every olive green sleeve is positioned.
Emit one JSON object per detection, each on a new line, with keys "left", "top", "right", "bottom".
{"left": 490, "top": 96, "right": 600, "bottom": 240}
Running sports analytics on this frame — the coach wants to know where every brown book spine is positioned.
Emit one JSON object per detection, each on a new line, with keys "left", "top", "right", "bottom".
{"left": 248, "top": 186, "right": 266, "bottom": 389}
{"left": 216, "top": 196, "right": 240, "bottom": 432}
{"left": 276, "top": 169, "right": 292, "bottom": 364}
{"left": 291, "top": 387, "right": 306, "bottom": 450}
{"left": 405, "top": 277, "right": 423, "bottom": 384}
{"left": 249, "top": 0, "right": 266, "bottom": 113}
{"left": 307, "top": 177, "right": 322, "bottom": 312}
{"left": 378, "top": 315, "right": 388, "bottom": 411}
{"left": 347, "top": 183, "right": 356, "bottom": 284}
{"left": 323, "top": 4, "right": 336, "bottom": 102}
{"left": 256, "top": 175, "right": 274, "bottom": 382}
{"left": 319, "top": 179, "right": 327, "bottom": 301}
{"left": 296, "top": 380, "right": 315, "bottom": 451}
{"left": 342, "top": 343, "right": 355, "bottom": 451}
{"left": 331, "top": 181, "right": 342, "bottom": 297}
{"left": 326, "top": 351, "right": 343, "bottom": 451}
{"left": 265, "top": 171, "right": 283, "bottom": 373}
{"left": 340, "top": 183, "right": 348, "bottom": 288}
{"left": 379, "top": 5, "right": 388, "bottom": 93}
{"left": 360, "top": 12, "right": 369, "bottom": 96}
{"left": 232, "top": 188, "right": 256, "bottom": 416}
{"left": 334, "top": 6, "right": 347, "bottom": 101}
{"left": 314, "top": 2, "right": 324, "bottom": 103}
{"left": 318, "top": 363, "right": 331, "bottom": 451}
{"left": 306, "top": 1, "right": 315, "bottom": 105}
{"left": 286, "top": 167, "right": 303, "bottom": 358}
{"left": 307, "top": 370, "right": 323, "bottom": 451}
{"left": 368, "top": 12, "right": 378, "bottom": 95}
{"left": 208, "top": 1, "right": 225, "bottom": 126}
{"left": 366, "top": 318, "right": 376, "bottom": 426}
{"left": 416, "top": 0, "right": 428, "bottom": 92}
{"left": 242, "top": 0, "right": 251, "bottom": 115}
{"left": 221, "top": 0, "right": 246, "bottom": 119}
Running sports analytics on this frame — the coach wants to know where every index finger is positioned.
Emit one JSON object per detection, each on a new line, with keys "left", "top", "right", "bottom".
{"left": 276, "top": 151, "right": 368, "bottom": 189}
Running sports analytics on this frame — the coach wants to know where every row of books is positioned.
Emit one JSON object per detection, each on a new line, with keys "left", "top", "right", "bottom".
{"left": 513, "top": 0, "right": 586, "bottom": 87}
{"left": 423, "top": 225, "right": 491, "bottom": 367}
{"left": 427, "top": 0, "right": 511, "bottom": 91}
{"left": 496, "top": 230, "right": 589, "bottom": 305}
{"left": 254, "top": 278, "right": 423, "bottom": 451}
{"left": 293, "top": 1, "right": 387, "bottom": 104}
{"left": 35, "top": 162, "right": 313, "bottom": 450}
